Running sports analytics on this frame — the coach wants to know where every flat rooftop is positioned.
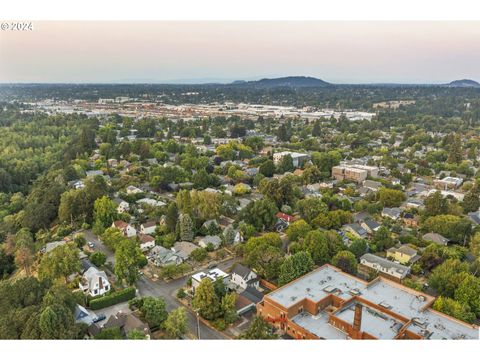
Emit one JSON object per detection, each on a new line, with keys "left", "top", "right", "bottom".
{"left": 291, "top": 311, "right": 347, "bottom": 340}
{"left": 268, "top": 265, "right": 367, "bottom": 308}
{"left": 264, "top": 265, "right": 479, "bottom": 340}
{"left": 406, "top": 309, "right": 479, "bottom": 340}
{"left": 361, "top": 279, "right": 431, "bottom": 319}
{"left": 335, "top": 303, "right": 405, "bottom": 339}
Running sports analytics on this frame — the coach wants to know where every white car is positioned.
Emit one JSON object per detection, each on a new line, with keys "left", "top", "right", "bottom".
{"left": 88, "top": 241, "right": 95, "bottom": 249}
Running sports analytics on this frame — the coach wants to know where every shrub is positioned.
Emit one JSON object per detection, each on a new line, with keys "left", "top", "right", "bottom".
{"left": 137, "top": 255, "right": 148, "bottom": 268}
{"left": 177, "top": 288, "right": 186, "bottom": 299}
{"left": 212, "top": 318, "right": 226, "bottom": 331}
{"left": 89, "top": 287, "right": 136, "bottom": 310}
{"left": 191, "top": 248, "right": 208, "bottom": 262}
{"left": 206, "top": 243, "right": 215, "bottom": 252}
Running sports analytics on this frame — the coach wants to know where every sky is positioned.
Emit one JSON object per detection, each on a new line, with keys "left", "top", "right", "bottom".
{"left": 1, "top": 21, "right": 480, "bottom": 84}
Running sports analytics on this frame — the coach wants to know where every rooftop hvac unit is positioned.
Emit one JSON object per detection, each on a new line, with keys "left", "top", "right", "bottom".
{"left": 379, "top": 301, "right": 392, "bottom": 309}
{"left": 349, "top": 288, "right": 361, "bottom": 296}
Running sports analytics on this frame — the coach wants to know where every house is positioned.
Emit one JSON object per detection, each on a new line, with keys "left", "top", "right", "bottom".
{"left": 114, "top": 198, "right": 130, "bottom": 214}
{"left": 172, "top": 241, "right": 199, "bottom": 261}
{"left": 191, "top": 268, "right": 230, "bottom": 291}
{"left": 138, "top": 234, "right": 155, "bottom": 252}
{"left": 79, "top": 266, "right": 111, "bottom": 297}
{"left": 381, "top": 207, "right": 402, "bottom": 220}
{"left": 126, "top": 185, "right": 143, "bottom": 195}
{"left": 223, "top": 226, "right": 243, "bottom": 244}
{"left": 468, "top": 211, "right": 480, "bottom": 225}
{"left": 43, "top": 240, "right": 67, "bottom": 253}
{"left": 403, "top": 213, "right": 419, "bottom": 228}
{"left": 422, "top": 232, "right": 450, "bottom": 246}
{"left": 245, "top": 167, "right": 259, "bottom": 177}
{"left": 112, "top": 220, "right": 137, "bottom": 237}
{"left": 386, "top": 245, "right": 420, "bottom": 265}
{"left": 201, "top": 219, "right": 219, "bottom": 232}
{"left": 100, "top": 311, "right": 151, "bottom": 339}
{"left": 402, "top": 198, "right": 424, "bottom": 210}
{"left": 275, "top": 218, "right": 289, "bottom": 232}
{"left": 359, "top": 253, "right": 410, "bottom": 281}
{"left": 231, "top": 263, "right": 259, "bottom": 290}
{"left": 149, "top": 246, "right": 183, "bottom": 267}
{"left": 363, "top": 180, "right": 382, "bottom": 192}
{"left": 136, "top": 198, "right": 166, "bottom": 207}
{"left": 276, "top": 212, "right": 294, "bottom": 223}
{"left": 75, "top": 304, "right": 96, "bottom": 326}
{"left": 140, "top": 220, "right": 157, "bottom": 235}
{"left": 360, "top": 219, "right": 381, "bottom": 235}
{"left": 273, "top": 151, "right": 309, "bottom": 168}
{"left": 235, "top": 293, "right": 257, "bottom": 316}
{"left": 68, "top": 180, "right": 85, "bottom": 189}
{"left": 342, "top": 223, "right": 367, "bottom": 239}
{"left": 198, "top": 235, "right": 222, "bottom": 250}
{"left": 86, "top": 170, "right": 104, "bottom": 178}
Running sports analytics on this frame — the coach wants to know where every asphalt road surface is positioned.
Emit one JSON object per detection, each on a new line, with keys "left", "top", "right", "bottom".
{"left": 135, "top": 257, "right": 237, "bottom": 339}
{"left": 82, "top": 229, "right": 236, "bottom": 339}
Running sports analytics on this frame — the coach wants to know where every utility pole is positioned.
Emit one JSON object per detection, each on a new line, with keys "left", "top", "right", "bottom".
{"left": 195, "top": 309, "right": 201, "bottom": 340}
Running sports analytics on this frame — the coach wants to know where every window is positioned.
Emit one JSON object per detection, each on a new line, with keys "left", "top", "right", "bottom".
{"left": 94, "top": 289, "right": 98, "bottom": 295}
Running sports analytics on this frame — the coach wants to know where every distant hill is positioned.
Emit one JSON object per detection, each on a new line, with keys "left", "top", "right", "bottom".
{"left": 446, "top": 79, "right": 480, "bottom": 88}
{"left": 231, "top": 76, "right": 330, "bottom": 88}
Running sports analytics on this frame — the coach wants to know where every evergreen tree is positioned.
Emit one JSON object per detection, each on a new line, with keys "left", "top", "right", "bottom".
{"left": 447, "top": 134, "right": 463, "bottom": 164}
{"left": 179, "top": 213, "right": 194, "bottom": 242}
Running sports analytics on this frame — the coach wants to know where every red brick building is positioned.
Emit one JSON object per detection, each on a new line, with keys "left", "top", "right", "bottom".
{"left": 256, "top": 264, "right": 478, "bottom": 340}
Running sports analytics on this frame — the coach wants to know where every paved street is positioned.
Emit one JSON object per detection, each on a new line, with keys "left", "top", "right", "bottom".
{"left": 81, "top": 229, "right": 237, "bottom": 339}
{"left": 135, "top": 257, "right": 237, "bottom": 339}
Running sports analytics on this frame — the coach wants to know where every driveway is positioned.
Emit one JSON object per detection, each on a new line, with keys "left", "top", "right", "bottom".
{"left": 136, "top": 275, "right": 227, "bottom": 339}
{"left": 82, "top": 229, "right": 115, "bottom": 264}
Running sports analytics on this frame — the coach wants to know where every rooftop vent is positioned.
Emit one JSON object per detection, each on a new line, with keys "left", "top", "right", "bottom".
{"left": 349, "top": 288, "right": 361, "bottom": 296}
{"left": 412, "top": 318, "right": 426, "bottom": 327}
{"left": 379, "top": 301, "right": 392, "bottom": 309}
{"left": 323, "top": 285, "right": 336, "bottom": 293}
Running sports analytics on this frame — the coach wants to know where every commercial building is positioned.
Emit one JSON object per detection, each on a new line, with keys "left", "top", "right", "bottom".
{"left": 273, "top": 151, "right": 309, "bottom": 168}
{"left": 256, "top": 264, "right": 478, "bottom": 340}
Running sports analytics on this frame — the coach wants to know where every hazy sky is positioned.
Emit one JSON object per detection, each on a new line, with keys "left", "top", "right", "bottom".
{"left": 1, "top": 21, "right": 479, "bottom": 84}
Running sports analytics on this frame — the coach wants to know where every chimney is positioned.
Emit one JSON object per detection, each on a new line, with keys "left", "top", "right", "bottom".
{"left": 353, "top": 303, "right": 363, "bottom": 332}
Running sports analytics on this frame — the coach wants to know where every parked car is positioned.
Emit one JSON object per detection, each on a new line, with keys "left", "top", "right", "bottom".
{"left": 88, "top": 241, "right": 95, "bottom": 249}
{"left": 92, "top": 314, "right": 106, "bottom": 323}
{"left": 207, "top": 262, "right": 217, "bottom": 269}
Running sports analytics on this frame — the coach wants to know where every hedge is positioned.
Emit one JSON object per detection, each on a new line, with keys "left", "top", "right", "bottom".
{"left": 89, "top": 287, "right": 136, "bottom": 310}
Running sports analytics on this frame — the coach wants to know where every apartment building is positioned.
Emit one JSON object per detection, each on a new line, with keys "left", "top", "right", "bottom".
{"left": 359, "top": 253, "right": 410, "bottom": 281}
{"left": 433, "top": 176, "right": 463, "bottom": 190}
{"left": 256, "top": 264, "right": 478, "bottom": 340}
{"left": 332, "top": 165, "right": 368, "bottom": 183}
